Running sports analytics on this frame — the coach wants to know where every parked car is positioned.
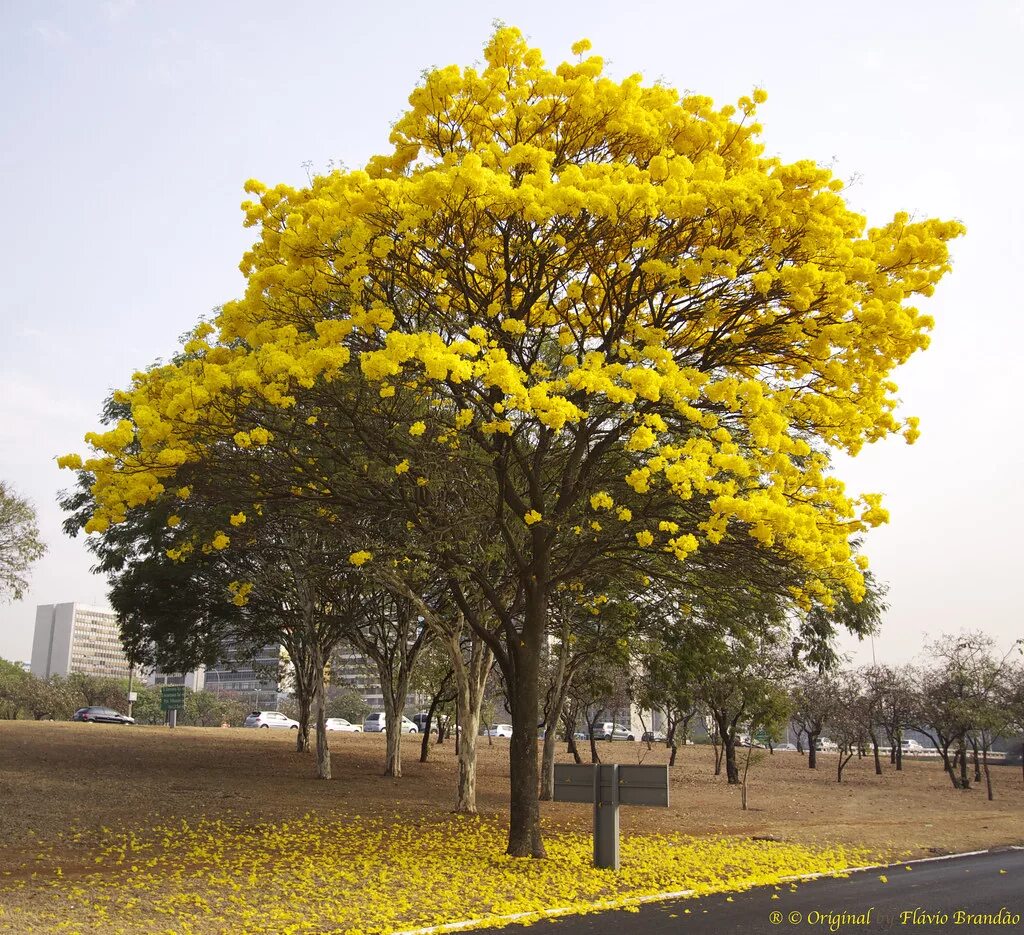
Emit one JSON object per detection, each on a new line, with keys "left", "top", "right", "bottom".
{"left": 773, "top": 743, "right": 798, "bottom": 752}
{"left": 243, "top": 711, "right": 300, "bottom": 730}
{"left": 324, "top": 718, "right": 362, "bottom": 733}
{"left": 363, "top": 713, "right": 419, "bottom": 734}
{"left": 601, "top": 722, "right": 635, "bottom": 741}
{"left": 412, "top": 713, "right": 435, "bottom": 734}
{"left": 814, "top": 737, "right": 838, "bottom": 752}
{"left": 413, "top": 713, "right": 459, "bottom": 734}
{"left": 738, "top": 735, "right": 765, "bottom": 748}
{"left": 72, "top": 706, "right": 134, "bottom": 725}
{"left": 900, "top": 738, "right": 925, "bottom": 754}
{"left": 641, "top": 730, "right": 667, "bottom": 743}
{"left": 485, "top": 724, "right": 513, "bottom": 738}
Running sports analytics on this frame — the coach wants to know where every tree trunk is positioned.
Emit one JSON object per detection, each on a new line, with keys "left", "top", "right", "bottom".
{"left": 724, "top": 735, "right": 739, "bottom": 784}
{"left": 666, "top": 716, "right": 679, "bottom": 767}
{"left": 715, "top": 713, "right": 739, "bottom": 784}
{"left": 451, "top": 631, "right": 491, "bottom": 814}
{"left": 958, "top": 738, "right": 970, "bottom": 790}
{"left": 837, "top": 749, "right": 853, "bottom": 783}
{"left": 982, "top": 741, "right": 993, "bottom": 801}
{"left": 505, "top": 586, "right": 546, "bottom": 858}
{"left": 295, "top": 687, "right": 311, "bottom": 753}
{"left": 741, "top": 741, "right": 755, "bottom": 809}
{"left": 808, "top": 731, "right": 819, "bottom": 770}
{"left": 312, "top": 644, "right": 331, "bottom": 780}
{"left": 939, "top": 740, "right": 961, "bottom": 790}
{"left": 587, "top": 713, "right": 602, "bottom": 764}
{"left": 563, "top": 709, "right": 582, "bottom": 763}
{"left": 539, "top": 722, "right": 559, "bottom": 801}
{"left": 870, "top": 732, "right": 882, "bottom": 775}
{"left": 539, "top": 624, "right": 571, "bottom": 802}
{"left": 420, "top": 686, "right": 445, "bottom": 764}
{"left": 971, "top": 738, "right": 981, "bottom": 784}
{"left": 381, "top": 670, "right": 404, "bottom": 778}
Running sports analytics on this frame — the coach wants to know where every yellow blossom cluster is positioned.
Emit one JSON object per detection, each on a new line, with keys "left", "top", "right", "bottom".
{"left": 227, "top": 580, "right": 254, "bottom": 606}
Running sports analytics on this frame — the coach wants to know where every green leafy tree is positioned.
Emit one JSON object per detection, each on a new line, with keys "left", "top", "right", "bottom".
{"left": 0, "top": 658, "right": 30, "bottom": 719}
{"left": 0, "top": 480, "right": 46, "bottom": 602}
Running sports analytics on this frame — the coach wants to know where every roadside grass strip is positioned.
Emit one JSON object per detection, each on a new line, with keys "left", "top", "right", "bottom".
{"left": 0, "top": 813, "right": 879, "bottom": 935}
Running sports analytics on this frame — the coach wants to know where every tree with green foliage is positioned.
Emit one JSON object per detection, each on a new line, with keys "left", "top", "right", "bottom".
{"left": 0, "top": 480, "right": 46, "bottom": 602}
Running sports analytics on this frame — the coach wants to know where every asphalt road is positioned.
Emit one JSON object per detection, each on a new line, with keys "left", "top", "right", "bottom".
{"left": 483, "top": 848, "right": 1024, "bottom": 935}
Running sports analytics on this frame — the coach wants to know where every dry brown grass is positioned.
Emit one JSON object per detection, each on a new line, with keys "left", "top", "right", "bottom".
{"left": 1, "top": 720, "right": 1021, "bottom": 866}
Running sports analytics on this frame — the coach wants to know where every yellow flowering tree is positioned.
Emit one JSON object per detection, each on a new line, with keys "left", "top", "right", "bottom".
{"left": 66, "top": 27, "right": 962, "bottom": 857}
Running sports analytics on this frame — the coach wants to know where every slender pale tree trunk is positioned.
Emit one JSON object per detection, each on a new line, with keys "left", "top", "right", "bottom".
{"left": 539, "top": 625, "right": 571, "bottom": 802}
{"left": 450, "top": 630, "right": 492, "bottom": 813}
{"left": 380, "top": 669, "right": 405, "bottom": 778}
{"left": 741, "top": 741, "right": 755, "bottom": 809}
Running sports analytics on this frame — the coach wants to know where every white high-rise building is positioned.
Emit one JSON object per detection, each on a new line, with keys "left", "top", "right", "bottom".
{"left": 30, "top": 603, "right": 131, "bottom": 680}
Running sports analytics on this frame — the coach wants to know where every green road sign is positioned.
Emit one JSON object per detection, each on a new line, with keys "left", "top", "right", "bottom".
{"left": 159, "top": 685, "right": 185, "bottom": 711}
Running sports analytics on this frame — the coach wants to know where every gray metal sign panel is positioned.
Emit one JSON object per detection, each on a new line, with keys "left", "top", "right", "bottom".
{"left": 554, "top": 763, "right": 669, "bottom": 807}
{"left": 617, "top": 764, "right": 670, "bottom": 807}
{"left": 553, "top": 764, "right": 596, "bottom": 803}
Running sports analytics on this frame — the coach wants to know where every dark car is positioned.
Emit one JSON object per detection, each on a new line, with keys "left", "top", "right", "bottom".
{"left": 72, "top": 706, "right": 134, "bottom": 725}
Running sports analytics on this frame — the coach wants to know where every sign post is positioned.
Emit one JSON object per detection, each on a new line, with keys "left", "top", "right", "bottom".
{"left": 160, "top": 685, "right": 185, "bottom": 727}
{"left": 554, "top": 763, "right": 669, "bottom": 870}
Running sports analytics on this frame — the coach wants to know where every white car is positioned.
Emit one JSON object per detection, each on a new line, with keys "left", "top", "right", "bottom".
{"left": 244, "top": 710, "right": 300, "bottom": 730}
{"left": 601, "top": 722, "right": 636, "bottom": 741}
{"left": 814, "top": 737, "right": 838, "bottom": 752}
{"left": 486, "top": 724, "right": 513, "bottom": 738}
{"left": 900, "top": 738, "right": 925, "bottom": 754}
{"left": 362, "top": 712, "right": 418, "bottom": 733}
{"left": 325, "top": 718, "right": 362, "bottom": 733}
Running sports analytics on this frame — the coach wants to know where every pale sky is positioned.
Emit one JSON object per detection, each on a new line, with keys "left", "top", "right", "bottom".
{"left": 1, "top": 0, "right": 1021, "bottom": 665}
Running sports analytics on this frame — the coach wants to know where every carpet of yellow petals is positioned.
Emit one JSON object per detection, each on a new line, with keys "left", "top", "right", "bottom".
{"left": 2, "top": 813, "right": 878, "bottom": 935}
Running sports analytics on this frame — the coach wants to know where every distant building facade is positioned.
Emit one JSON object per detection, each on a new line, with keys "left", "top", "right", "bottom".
{"left": 204, "top": 640, "right": 284, "bottom": 709}
{"left": 331, "top": 643, "right": 426, "bottom": 713}
{"left": 30, "top": 603, "right": 131, "bottom": 680}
